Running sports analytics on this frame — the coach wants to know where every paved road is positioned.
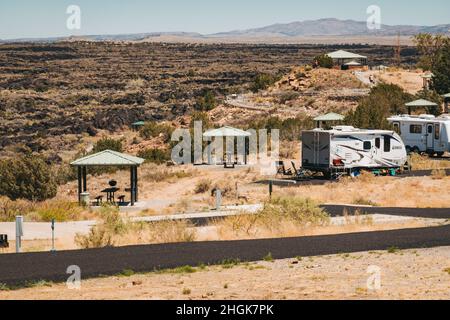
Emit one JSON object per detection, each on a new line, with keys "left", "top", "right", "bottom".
{"left": 322, "top": 205, "right": 450, "bottom": 219}
{"left": 1, "top": 224, "right": 449, "bottom": 286}
{"left": 257, "top": 168, "right": 450, "bottom": 187}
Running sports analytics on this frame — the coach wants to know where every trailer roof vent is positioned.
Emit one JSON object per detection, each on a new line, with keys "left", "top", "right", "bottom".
{"left": 419, "top": 114, "right": 436, "bottom": 120}
{"left": 333, "top": 126, "right": 357, "bottom": 131}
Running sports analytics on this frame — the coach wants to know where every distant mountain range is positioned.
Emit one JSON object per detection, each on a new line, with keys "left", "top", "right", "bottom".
{"left": 2, "top": 18, "right": 449, "bottom": 43}
{"left": 211, "top": 18, "right": 450, "bottom": 37}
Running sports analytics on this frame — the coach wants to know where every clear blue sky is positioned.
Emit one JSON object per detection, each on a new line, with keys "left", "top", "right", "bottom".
{"left": 1, "top": 0, "right": 449, "bottom": 39}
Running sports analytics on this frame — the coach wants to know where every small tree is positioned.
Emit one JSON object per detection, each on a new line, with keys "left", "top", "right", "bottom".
{"left": 313, "top": 54, "right": 334, "bottom": 69}
{"left": 195, "top": 90, "right": 217, "bottom": 111}
{"left": 431, "top": 41, "right": 450, "bottom": 94}
{"left": 92, "top": 137, "right": 123, "bottom": 153}
{"left": 0, "top": 155, "right": 57, "bottom": 201}
{"left": 345, "top": 83, "right": 412, "bottom": 129}
{"left": 250, "top": 73, "right": 281, "bottom": 92}
{"left": 413, "top": 34, "right": 448, "bottom": 71}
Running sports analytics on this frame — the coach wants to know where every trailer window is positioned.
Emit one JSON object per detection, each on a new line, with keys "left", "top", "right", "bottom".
{"left": 435, "top": 124, "right": 440, "bottom": 140}
{"left": 428, "top": 125, "right": 433, "bottom": 134}
{"left": 384, "top": 136, "right": 391, "bottom": 152}
{"left": 410, "top": 125, "right": 422, "bottom": 134}
{"left": 375, "top": 138, "right": 381, "bottom": 149}
{"left": 363, "top": 141, "right": 372, "bottom": 150}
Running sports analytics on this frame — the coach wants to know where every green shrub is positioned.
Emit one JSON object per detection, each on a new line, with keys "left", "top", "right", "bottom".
{"left": 345, "top": 83, "right": 412, "bottom": 129}
{"left": 137, "top": 148, "right": 171, "bottom": 164}
{"left": 194, "top": 90, "right": 217, "bottom": 111}
{"left": 250, "top": 73, "right": 281, "bottom": 92}
{"left": 313, "top": 54, "right": 334, "bottom": 68}
{"left": 139, "top": 122, "right": 174, "bottom": 143}
{"left": 0, "top": 155, "right": 57, "bottom": 201}
{"left": 93, "top": 137, "right": 123, "bottom": 153}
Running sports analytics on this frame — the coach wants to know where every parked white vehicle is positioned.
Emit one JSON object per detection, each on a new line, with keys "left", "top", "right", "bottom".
{"left": 387, "top": 114, "right": 450, "bottom": 156}
{"left": 302, "top": 126, "right": 407, "bottom": 178}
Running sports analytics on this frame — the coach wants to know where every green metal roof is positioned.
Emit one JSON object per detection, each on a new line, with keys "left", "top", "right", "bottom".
{"left": 71, "top": 150, "right": 145, "bottom": 167}
{"left": 442, "top": 93, "right": 450, "bottom": 98}
{"left": 314, "top": 113, "right": 345, "bottom": 122}
{"left": 405, "top": 99, "right": 438, "bottom": 107}
{"left": 326, "top": 50, "right": 367, "bottom": 60}
{"left": 132, "top": 121, "right": 145, "bottom": 126}
{"left": 203, "top": 126, "right": 252, "bottom": 137}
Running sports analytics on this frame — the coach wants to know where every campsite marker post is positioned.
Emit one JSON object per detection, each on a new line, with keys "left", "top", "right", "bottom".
{"left": 269, "top": 180, "right": 273, "bottom": 200}
{"left": 51, "top": 218, "right": 56, "bottom": 252}
{"left": 215, "top": 189, "right": 222, "bottom": 210}
{"left": 15, "top": 216, "right": 23, "bottom": 253}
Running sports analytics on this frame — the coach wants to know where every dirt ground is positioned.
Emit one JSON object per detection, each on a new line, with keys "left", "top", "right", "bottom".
{"left": 2, "top": 246, "right": 449, "bottom": 300}
{"left": 366, "top": 69, "right": 425, "bottom": 94}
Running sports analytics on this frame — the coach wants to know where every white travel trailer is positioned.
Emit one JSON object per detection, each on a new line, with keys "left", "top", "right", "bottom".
{"left": 387, "top": 114, "right": 450, "bottom": 156}
{"left": 302, "top": 126, "right": 407, "bottom": 178}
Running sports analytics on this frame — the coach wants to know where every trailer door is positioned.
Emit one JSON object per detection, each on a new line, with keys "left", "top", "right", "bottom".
{"left": 302, "top": 132, "right": 330, "bottom": 169}
{"left": 426, "top": 123, "right": 434, "bottom": 151}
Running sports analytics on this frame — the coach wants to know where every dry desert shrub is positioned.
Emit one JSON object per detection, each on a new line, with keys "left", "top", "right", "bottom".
{"left": 431, "top": 169, "right": 447, "bottom": 180}
{"left": 75, "top": 205, "right": 196, "bottom": 249}
{"left": 213, "top": 196, "right": 329, "bottom": 239}
{"left": 0, "top": 196, "right": 89, "bottom": 222}
{"left": 194, "top": 179, "right": 212, "bottom": 194}
{"left": 409, "top": 154, "right": 449, "bottom": 170}
{"left": 141, "top": 163, "right": 193, "bottom": 182}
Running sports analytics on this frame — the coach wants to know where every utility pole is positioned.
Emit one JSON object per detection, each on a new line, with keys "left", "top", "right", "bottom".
{"left": 395, "top": 32, "right": 401, "bottom": 67}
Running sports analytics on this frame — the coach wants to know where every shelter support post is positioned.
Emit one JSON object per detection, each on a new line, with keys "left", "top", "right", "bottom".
{"left": 77, "top": 166, "right": 82, "bottom": 204}
{"left": 82, "top": 166, "right": 87, "bottom": 192}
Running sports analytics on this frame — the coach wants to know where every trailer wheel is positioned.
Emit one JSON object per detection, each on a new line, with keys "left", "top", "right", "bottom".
{"left": 436, "top": 152, "right": 444, "bottom": 158}
{"left": 412, "top": 147, "right": 420, "bottom": 154}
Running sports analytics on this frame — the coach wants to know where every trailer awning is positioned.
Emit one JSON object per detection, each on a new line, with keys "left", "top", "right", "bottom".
{"left": 314, "top": 113, "right": 345, "bottom": 122}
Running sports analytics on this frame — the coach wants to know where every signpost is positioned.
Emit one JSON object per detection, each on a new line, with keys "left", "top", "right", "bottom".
{"left": 15, "top": 216, "right": 23, "bottom": 253}
{"left": 51, "top": 218, "right": 56, "bottom": 252}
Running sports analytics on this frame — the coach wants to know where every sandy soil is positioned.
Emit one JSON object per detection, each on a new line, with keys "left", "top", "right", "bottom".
{"left": 366, "top": 69, "right": 425, "bottom": 94}
{"left": 2, "top": 246, "right": 449, "bottom": 300}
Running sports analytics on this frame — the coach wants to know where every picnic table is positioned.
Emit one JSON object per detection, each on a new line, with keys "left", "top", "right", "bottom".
{"left": 101, "top": 187, "right": 120, "bottom": 203}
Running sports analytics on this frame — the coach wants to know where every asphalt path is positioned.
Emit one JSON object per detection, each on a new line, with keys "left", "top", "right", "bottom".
{"left": 1, "top": 223, "right": 450, "bottom": 286}
{"left": 257, "top": 168, "right": 450, "bottom": 187}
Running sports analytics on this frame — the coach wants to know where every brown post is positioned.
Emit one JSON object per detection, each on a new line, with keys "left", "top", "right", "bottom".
{"left": 130, "top": 167, "right": 134, "bottom": 206}
{"left": 134, "top": 166, "right": 138, "bottom": 202}
{"left": 82, "top": 166, "right": 87, "bottom": 192}
{"left": 77, "top": 166, "right": 82, "bottom": 204}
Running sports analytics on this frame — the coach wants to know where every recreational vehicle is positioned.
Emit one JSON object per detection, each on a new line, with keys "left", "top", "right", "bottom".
{"left": 302, "top": 126, "right": 407, "bottom": 178}
{"left": 387, "top": 114, "right": 450, "bottom": 156}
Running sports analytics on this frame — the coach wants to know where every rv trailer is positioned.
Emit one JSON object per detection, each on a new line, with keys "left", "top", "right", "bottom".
{"left": 387, "top": 114, "right": 450, "bottom": 156}
{"left": 302, "top": 126, "right": 407, "bottom": 178}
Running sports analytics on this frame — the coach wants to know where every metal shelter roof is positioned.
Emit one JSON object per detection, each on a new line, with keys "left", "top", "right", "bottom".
{"left": 71, "top": 150, "right": 145, "bottom": 167}
{"left": 326, "top": 50, "right": 367, "bottom": 60}
{"left": 405, "top": 99, "right": 438, "bottom": 107}
{"left": 203, "top": 126, "right": 252, "bottom": 138}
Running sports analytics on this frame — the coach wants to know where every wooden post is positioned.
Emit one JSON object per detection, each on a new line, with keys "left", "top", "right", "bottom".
{"left": 135, "top": 166, "right": 138, "bottom": 202}
{"left": 269, "top": 180, "right": 273, "bottom": 200}
{"left": 82, "top": 166, "right": 87, "bottom": 192}
{"left": 77, "top": 166, "right": 82, "bottom": 204}
{"left": 130, "top": 166, "right": 134, "bottom": 206}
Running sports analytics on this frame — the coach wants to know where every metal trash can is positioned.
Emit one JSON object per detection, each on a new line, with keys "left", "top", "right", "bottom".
{"left": 80, "top": 192, "right": 90, "bottom": 206}
{"left": 0, "top": 234, "right": 8, "bottom": 248}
